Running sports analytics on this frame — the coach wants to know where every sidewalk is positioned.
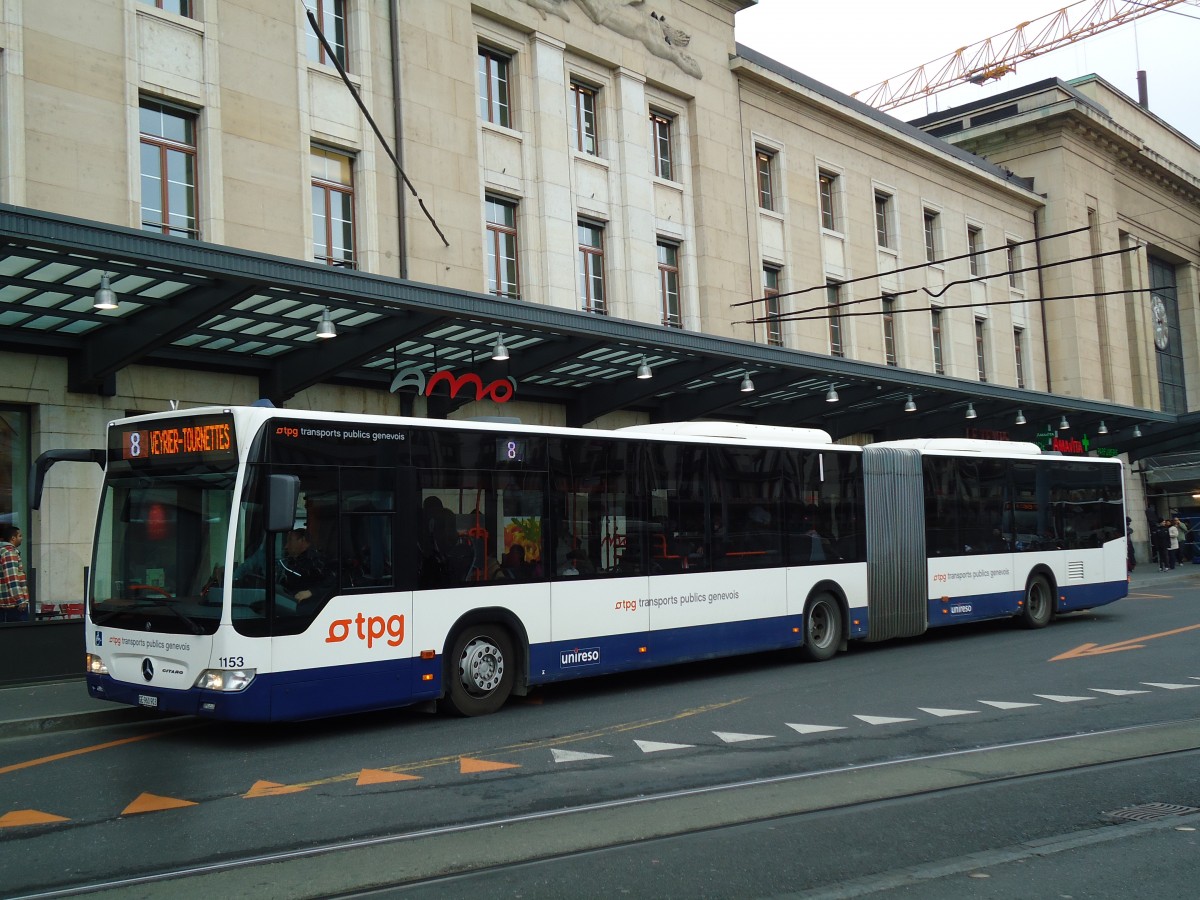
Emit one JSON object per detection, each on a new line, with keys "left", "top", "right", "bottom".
{"left": 1, "top": 565, "right": 1196, "bottom": 739}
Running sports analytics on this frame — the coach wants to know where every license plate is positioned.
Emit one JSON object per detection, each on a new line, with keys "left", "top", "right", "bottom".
{"left": 138, "top": 694, "right": 158, "bottom": 708}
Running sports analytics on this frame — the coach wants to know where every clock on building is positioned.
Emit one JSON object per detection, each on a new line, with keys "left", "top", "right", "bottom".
{"left": 1152, "top": 296, "right": 1170, "bottom": 350}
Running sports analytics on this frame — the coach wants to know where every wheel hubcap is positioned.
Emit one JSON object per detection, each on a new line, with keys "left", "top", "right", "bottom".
{"left": 460, "top": 637, "right": 504, "bottom": 694}
{"left": 810, "top": 604, "right": 830, "bottom": 647}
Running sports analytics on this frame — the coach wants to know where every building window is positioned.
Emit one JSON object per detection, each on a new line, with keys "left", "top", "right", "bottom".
{"left": 311, "top": 147, "right": 355, "bottom": 267}
{"left": 570, "top": 82, "right": 599, "bottom": 155}
{"left": 650, "top": 112, "right": 673, "bottom": 180}
{"left": 874, "top": 191, "right": 893, "bottom": 248}
{"left": 924, "top": 209, "right": 940, "bottom": 262}
{"left": 658, "top": 241, "right": 681, "bottom": 328}
{"left": 478, "top": 47, "right": 511, "bottom": 128}
{"left": 485, "top": 196, "right": 519, "bottom": 299}
{"left": 931, "top": 306, "right": 945, "bottom": 374}
{"left": 305, "top": 0, "right": 346, "bottom": 68}
{"left": 1013, "top": 327, "right": 1026, "bottom": 389}
{"left": 140, "top": 99, "right": 198, "bottom": 239}
{"left": 139, "top": 0, "right": 192, "bottom": 15}
{"left": 578, "top": 221, "right": 606, "bottom": 314}
{"left": 1006, "top": 240, "right": 1022, "bottom": 289}
{"left": 764, "top": 266, "right": 783, "bottom": 347}
{"left": 827, "top": 280, "right": 844, "bottom": 357}
{"left": 882, "top": 294, "right": 897, "bottom": 366}
{"left": 975, "top": 317, "right": 988, "bottom": 382}
{"left": 757, "top": 149, "right": 776, "bottom": 211}
{"left": 967, "top": 225, "right": 984, "bottom": 276}
{"left": 819, "top": 171, "right": 838, "bottom": 231}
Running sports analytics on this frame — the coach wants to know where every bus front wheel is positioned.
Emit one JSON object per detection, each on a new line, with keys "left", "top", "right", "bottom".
{"left": 800, "top": 593, "right": 843, "bottom": 662}
{"left": 1020, "top": 575, "right": 1053, "bottom": 629}
{"left": 446, "top": 625, "right": 515, "bottom": 716}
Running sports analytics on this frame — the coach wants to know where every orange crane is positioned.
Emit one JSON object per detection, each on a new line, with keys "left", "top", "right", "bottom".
{"left": 851, "top": 0, "right": 1188, "bottom": 112}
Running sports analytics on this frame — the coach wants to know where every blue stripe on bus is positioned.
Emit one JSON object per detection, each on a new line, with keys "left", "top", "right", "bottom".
{"left": 88, "top": 656, "right": 443, "bottom": 722}
{"left": 529, "top": 615, "right": 808, "bottom": 684}
{"left": 926, "top": 578, "right": 1126, "bottom": 626}
{"left": 1057, "top": 579, "right": 1128, "bottom": 612}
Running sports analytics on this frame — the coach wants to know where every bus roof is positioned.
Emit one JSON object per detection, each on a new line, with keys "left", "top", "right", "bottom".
{"left": 871, "top": 438, "right": 1043, "bottom": 456}
{"left": 619, "top": 421, "right": 834, "bottom": 444}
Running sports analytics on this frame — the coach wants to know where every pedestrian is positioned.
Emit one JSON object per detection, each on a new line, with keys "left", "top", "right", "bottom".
{"left": 1167, "top": 518, "right": 1180, "bottom": 570}
{"left": 1172, "top": 517, "right": 1190, "bottom": 563}
{"left": 1152, "top": 519, "right": 1170, "bottom": 571}
{"left": 0, "top": 523, "right": 30, "bottom": 623}
{"left": 1147, "top": 520, "right": 1166, "bottom": 571}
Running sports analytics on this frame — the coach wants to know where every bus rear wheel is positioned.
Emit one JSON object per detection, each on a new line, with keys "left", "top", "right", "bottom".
{"left": 800, "top": 593, "right": 843, "bottom": 662}
{"left": 1020, "top": 574, "right": 1053, "bottom": 629}
{"left": 446, "top": 625, "right": 515, "bottom": 716}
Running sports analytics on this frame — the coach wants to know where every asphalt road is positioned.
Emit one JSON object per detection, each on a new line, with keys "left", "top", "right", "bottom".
{"left": 2, "top": 574, "right": 1198, "bottom": 899}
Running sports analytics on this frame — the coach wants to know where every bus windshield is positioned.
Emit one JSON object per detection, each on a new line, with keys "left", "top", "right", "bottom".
{"left": 91, "top": 470, "right": 235, "bottom": 635}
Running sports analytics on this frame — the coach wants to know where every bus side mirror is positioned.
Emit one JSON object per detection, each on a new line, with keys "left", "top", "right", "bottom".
{"left": 266, "top": 474, "right": 300, "bottom": 532}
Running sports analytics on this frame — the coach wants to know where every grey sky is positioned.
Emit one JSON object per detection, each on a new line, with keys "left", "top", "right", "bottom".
{"left": 735, "top": 0, "right": 1199, "bottom": 145}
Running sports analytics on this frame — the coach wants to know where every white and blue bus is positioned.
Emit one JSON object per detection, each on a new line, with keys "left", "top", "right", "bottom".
{"left": 68, "top": 406, "right": 1126, "bottom": 722}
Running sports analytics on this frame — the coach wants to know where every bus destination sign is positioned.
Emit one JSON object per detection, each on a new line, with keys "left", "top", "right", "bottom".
{"left": 115, "top": 415, "right": 238, "bottom": 465}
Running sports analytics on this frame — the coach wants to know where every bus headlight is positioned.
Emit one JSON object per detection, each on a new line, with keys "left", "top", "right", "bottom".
{"left": 194, "top": 669, "right": 256, "bottom": 692}
{"left": 85, "top": 653, "right": 108, "bottom": 675}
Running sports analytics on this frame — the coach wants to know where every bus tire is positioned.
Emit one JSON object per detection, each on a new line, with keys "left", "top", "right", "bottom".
{"left": 800, "top": 593, "right": 842, "bottom": 662}
{"left": 446, "top": 625, "right": 515, "bottom": 716}
{"left": 1019, "top": 574, "right": 1053, "bottom": 629}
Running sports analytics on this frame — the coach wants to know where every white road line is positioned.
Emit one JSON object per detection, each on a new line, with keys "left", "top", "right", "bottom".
{"left": 918, "top": 707, "right": 980, "bottom": 717}
{"left": 1090, "top": 688, "right": 1150, "bottom": 696}
{"left": 787, "top": 723, "right": 846, "bottom": 734}
{"left": 854, "top": 714, "right": 916, "bottom": 725}
{"left": 1141, "top": 682, "right": 1200, "bottom": 690}
{"left": 550, "top": 749, "right": 612, "bottom": 763}
{"left": 979, "top": 700, "right": 1040, "bottom": 709}
{"left": 1034, "top": 694, "right": 1095, "bottom": 703}
{"left": 713, "top": 731, "right": 774, "bottom": 743}
{"left": 634, "top": 740, "right": 694, "bottom": 753}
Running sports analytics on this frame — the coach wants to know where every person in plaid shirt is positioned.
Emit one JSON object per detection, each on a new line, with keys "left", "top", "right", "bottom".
{"left": 0, "top": 523, "right": 29, "bottom": 623}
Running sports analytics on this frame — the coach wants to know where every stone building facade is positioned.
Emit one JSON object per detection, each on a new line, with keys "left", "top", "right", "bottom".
{"left": 0, "top": 0, "right": 1195, "bottom": 615}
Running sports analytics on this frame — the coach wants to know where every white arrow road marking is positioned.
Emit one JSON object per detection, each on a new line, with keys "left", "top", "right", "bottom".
{"left": 853, "top": 715, "right": 915, "bottom": 725}
{"left": 1090, "top": 688, "right": 1150, "bottom": 695}
{"left": 918, "top": 707, "right": 980, "bottom": 717}
{"left": 1034, "top": 694, "right": 1094, "bottom": 703}
{"left": 979, "top": 700, "right": 1041, "bottom": 709}
{"left": 1141, "top": 682, "right": 1200, "bottom": 690}
{"left": 550, "top": 749, "right": 613, "bottom": 763}
{"left": 787, "top": 723, "right": 847, "bottom": 734}
{"left": 713, "top": 731, "right": 774, "bottom": 743}
{"left": 634, "top": 740, "right": 694, "bottom": 753}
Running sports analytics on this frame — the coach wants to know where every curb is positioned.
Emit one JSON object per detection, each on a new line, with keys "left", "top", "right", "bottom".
{"left": 0, "top": 708, "right": 178, "bottom": 739}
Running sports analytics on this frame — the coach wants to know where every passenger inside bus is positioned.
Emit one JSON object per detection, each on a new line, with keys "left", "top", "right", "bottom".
{"left": 558, "top": 549, "right": 595, "bottom": 576}
{"left": 495, "top": 544, "right": 537, "bottom": 581}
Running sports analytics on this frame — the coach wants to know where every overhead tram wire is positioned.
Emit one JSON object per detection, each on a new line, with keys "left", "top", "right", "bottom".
{"left": 738, "top": 244, "right": 1142, "bottom": 327}
{"left": 755, "top": 285, "right": 1159, "bottom": 325}
{"left": 729, "top": 225, "right": 1091, "bottom": 310}
{"left": 304, "top": 6, "right": 449, "bottom": 247}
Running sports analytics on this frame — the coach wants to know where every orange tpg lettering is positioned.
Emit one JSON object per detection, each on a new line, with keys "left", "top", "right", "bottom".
{"left": 326, "top": 613, "right": 405, "bottom": 648}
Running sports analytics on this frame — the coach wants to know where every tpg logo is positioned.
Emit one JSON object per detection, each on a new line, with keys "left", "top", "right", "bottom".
{"left": 560, "top": 647, "right": 601, "bottom": 668}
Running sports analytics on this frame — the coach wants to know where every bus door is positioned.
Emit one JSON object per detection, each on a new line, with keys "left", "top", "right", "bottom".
{"left": 547, "top": 437, "right": 647, "bottom": 675}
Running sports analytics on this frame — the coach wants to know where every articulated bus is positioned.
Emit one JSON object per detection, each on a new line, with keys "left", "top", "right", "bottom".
{"left": 66, "top": 406, "right": 1127, "bottom": 722}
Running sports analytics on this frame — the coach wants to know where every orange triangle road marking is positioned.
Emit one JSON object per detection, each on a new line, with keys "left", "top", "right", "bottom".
{"left": 357, "top": 769, "right": 422, "bottom": 786}
{"left": 0, "top": 809, "right": 70, "bottom": 828}
{"left": 122, "top": 792, "right": 198, "bottom": 815}
{"left": 243, "top": 780, "right": 310, "bottom": 798}
{"left": 459, "top": 757, "right": 520, "bottom": 774}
